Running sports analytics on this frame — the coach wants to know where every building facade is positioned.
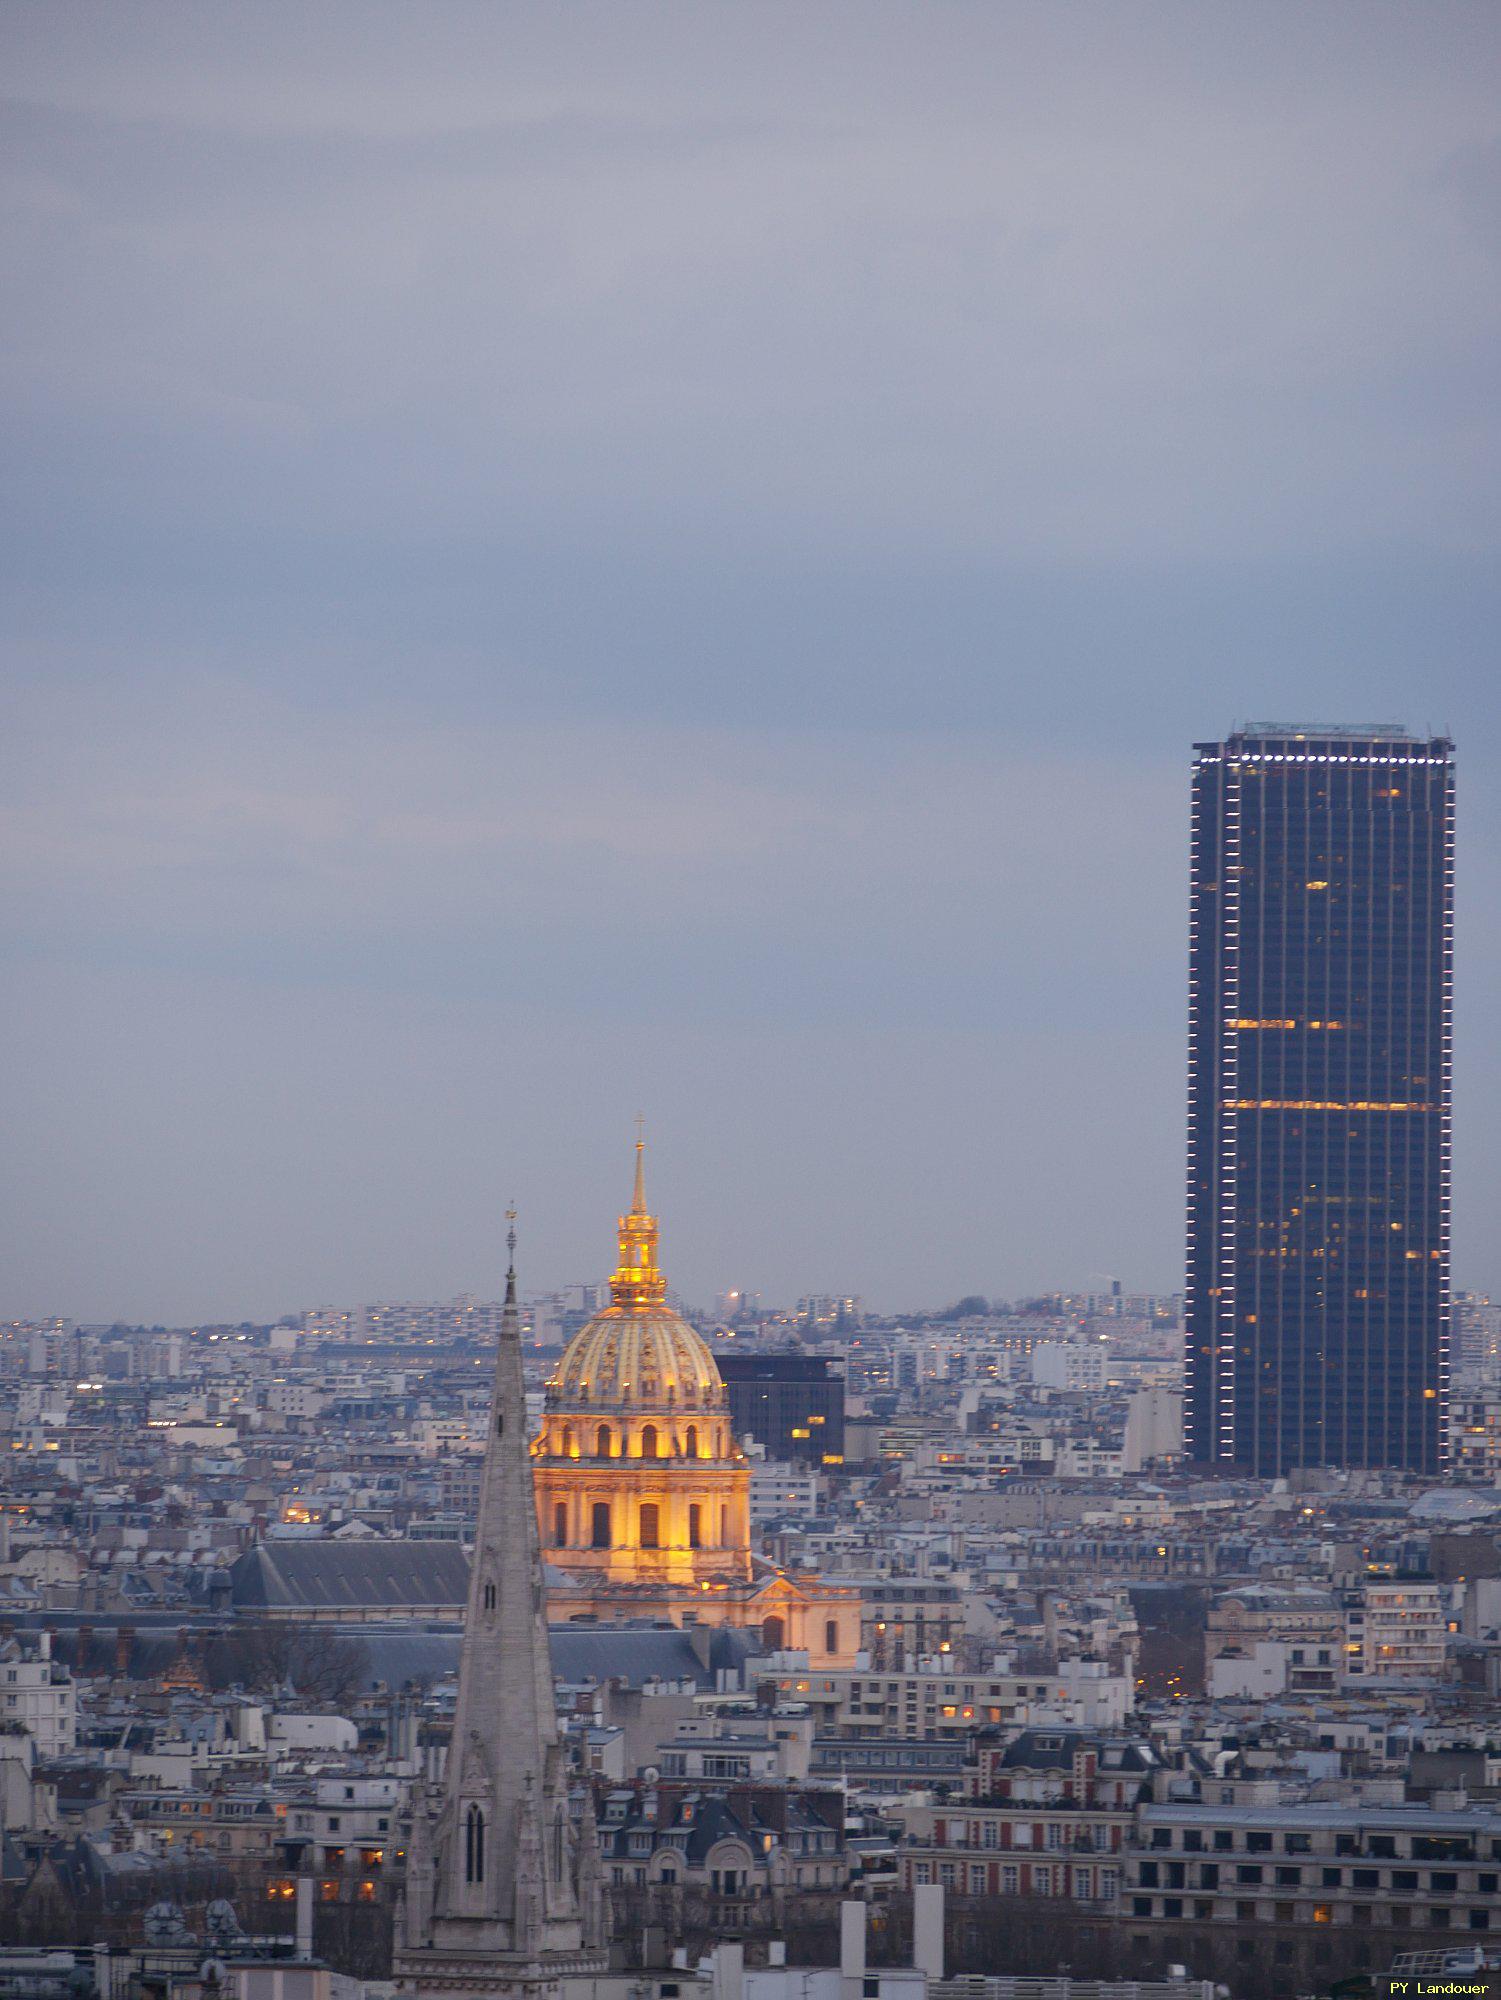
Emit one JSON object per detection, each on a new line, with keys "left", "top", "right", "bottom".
{"left": 717, "top": 1355, "right": 846, "bottom": 1467}
{"left": 1125, "top": 1801, "right": 1501, "bottom": 1937}
{"left": 1186, "top": 726, "right": 1453, "bottom": 1475}
{"left": 531, "top": 1147, "right": 753, "bottom": 1587}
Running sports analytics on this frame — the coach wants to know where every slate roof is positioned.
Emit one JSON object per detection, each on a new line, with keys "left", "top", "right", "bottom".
{"left": 230, "top": 1541, "right": 472, "bottom": 1611}
{"left": 987, "top": 1728, "right": 1160, "bottom": 1773}
{"left": 273, "top": 1616, "right": 758, "bottom": 1694}
{"left": 559, "top": 1624, "right": 755, "bottom": 1684}
{"left": 230, "top": 1541, "right": 616, "bottom": 1613}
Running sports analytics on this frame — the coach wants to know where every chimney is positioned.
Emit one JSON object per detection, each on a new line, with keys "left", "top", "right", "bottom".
{"left": 769, "top": 1942, "right": 787, "bottom": 1967}
{"left": 716, "top": 1940, "right": 744, "bottom": 2000}
{"left": 912, "top": 1882, "right": 944, "bottom": 1982}
{"left": 295, "top": 1876, "right": 314, "bottom": 1960}
{"left": 840, "top": 1899, "right": 867, "bottom": 1999}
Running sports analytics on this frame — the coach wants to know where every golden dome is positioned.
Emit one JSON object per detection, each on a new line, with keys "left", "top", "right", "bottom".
{"left": 550, "top": 1305, "right": 723, "bottom": 1412}
{"left": 547, "top": 1139, "right": 726, "bottom": 1414}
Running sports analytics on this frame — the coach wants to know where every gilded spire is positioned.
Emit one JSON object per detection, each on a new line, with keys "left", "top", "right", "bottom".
{"left": 609, "top": 1130, "right": 667, "bottom": 1312}
{"left": 631, "top": 1117, "right": 647, "bottom": 1216}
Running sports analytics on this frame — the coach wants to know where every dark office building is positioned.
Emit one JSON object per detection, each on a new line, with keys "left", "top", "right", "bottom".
{"left": 1186, "top": 727, "right": 1453, "bottom": 1477}
{"left": 717, "top": 1352, "right": 845, "bottom": 1466}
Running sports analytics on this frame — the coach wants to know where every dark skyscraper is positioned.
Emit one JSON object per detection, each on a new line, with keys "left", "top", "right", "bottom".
{"left": 1185, "top": 727, "right": 1453, "bottom": 1477}
{"left": 717, "top": 1352, "right": 846, "bottom": 1466}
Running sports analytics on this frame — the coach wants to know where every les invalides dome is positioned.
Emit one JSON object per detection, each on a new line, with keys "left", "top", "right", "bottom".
{"left": 532, "top": 1143, "right": 753, "bottom": 1587}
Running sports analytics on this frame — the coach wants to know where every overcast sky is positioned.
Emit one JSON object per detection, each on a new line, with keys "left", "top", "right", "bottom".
{"left": 2, "top": 2, "right": 1498, "bottom": 1322}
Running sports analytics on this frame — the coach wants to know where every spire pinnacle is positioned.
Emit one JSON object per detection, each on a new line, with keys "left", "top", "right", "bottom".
{"left": 504, "top": 1205, "right": 517, "bottom": 1308}
{"left": 610, "top": 1127, "right": 667, "bottom": 1312}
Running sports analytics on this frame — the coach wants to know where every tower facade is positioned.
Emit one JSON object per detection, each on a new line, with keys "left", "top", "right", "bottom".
{"left": 532, "top": 1144, "right": 752, "bottom": 1585}
{"left": 394, "top": 1221, "right": 607, "bottom": 2000}
{"left": 1186, "top": 727, "right": 1453, "bottom": 1476}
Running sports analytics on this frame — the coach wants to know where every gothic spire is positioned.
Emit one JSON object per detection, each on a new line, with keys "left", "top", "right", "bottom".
{"left": 394, "top": 1211, "right": 605, "bottom": 1995}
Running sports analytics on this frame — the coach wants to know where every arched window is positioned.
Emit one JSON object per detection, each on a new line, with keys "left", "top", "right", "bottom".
{"left": 465, "top": 1804, "right": 485, "bottom": 1884}
{"left": 553, "top": 1503, "right": 567, "bottom": 1547}
{"left": 596, "top": 1424, "right": 612, "bottom": 1458}
{"left": 825, "top": 1619, "right": 838, "bottom": 1654}
{"left": 688, "top": 1503, "right": 702, "bottom": 1549}
{"left": 684, "top": 1424, "right": 698, "bottom": 1459}
{"left": 640, "top": 1503, "right": 660, "bottom": 1549}
{"left": 640, "top": 1423, "right": 658, "bottom": 1459}
{"left": 591, "top": 1502, "right": 612, "bottom": 1549}
{"left": 561, "top": 1425, "right": 574, "bottom": 1458}
{"left": 482, "top": 1581, "right": 496, "bottom": 1612}
{"left": 761, "top": 1615, "right": 785, "bottom": 1651}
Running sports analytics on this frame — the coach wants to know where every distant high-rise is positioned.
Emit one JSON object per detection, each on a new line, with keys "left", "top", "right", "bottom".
{"left": 717, "top": 1351, "right": 847, "bottom": 1466}
{"left": 1185, "top": 726, "right": 1453, "bottom": 1476}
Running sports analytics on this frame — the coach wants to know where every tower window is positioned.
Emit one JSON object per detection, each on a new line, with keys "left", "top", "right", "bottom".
{"left": 640, "top": 1503, "right": 660, "bottom": 1549}
{"left": 591, "top": 1502, "right": 612, "bottom": 1549}
{"left": 825, "top": 1620, "right": 838, "bottom": 1654}
{"left": 483, "top": 1582, "right": 496, "bottom": 1612}
{"left": 495, "top": 1412, "right": 504, "bottom": 1435}
{"left": 562, "top": 1425, "right": 574, "bottom": 1457}
{"left": 640, "top": 1423, "right": 658, "bottom": 1459}
{"left": 596, "top": 1424, "right": 612, "bottom": 1458}
{"left": 685, "top": 1424, "right": 698, "bottom": 1459}
{"left": 553, "top": 1503, "right": 567, "bottom": 1547}
{"left": 465, "top": 1804, "right": 485, "bottom": 1884}
{"left": 688, "top": 1503, "right": 702, "bottom": 1549}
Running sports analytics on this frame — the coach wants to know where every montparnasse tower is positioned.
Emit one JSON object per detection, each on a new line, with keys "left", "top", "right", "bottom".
{"left": 531, "top": 1141, "right": 753, "bottom": 1587}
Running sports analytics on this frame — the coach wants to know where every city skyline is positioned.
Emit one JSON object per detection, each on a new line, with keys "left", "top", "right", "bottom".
{"left": 2, "top": 5, "right": 1498, "bottom": 1321}
{"left": 3, "top": 15, "right": 1501, "bottom": 1988}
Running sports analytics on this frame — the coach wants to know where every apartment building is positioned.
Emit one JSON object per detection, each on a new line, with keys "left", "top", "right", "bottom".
{"left": 1345, "top": 1575, "right": 1447, "bottom": 1679}
{"left": 896, "top": 1732, "right": 1159, "bottom": 1906}
{"left": 1126, "top": 1802, "right": 1501, "bottom": 1935}
{"left": 771, "top": 1663, "right": 1130, "bottom": 1740}
{"left": 0, "top": 1634, "right": 75, "bottom": 1756}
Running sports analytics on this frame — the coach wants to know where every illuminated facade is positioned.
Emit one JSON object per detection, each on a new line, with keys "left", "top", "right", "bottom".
{"left": 532, "top": 1144, "right": 752, "bottom": 1585}
{"left": 534, "top": 1145, "right": 859, "bottom": 1666}
{"left": 1186, "top": 727, "right": 1453, "bottom": 1476}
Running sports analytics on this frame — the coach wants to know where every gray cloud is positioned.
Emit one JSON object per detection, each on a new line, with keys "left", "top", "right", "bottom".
{"left": 1, "top": 2, "right": 1497, "bottom": 1317}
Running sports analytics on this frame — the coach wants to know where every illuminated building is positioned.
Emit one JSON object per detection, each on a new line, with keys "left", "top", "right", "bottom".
{"left": 531, "top": 1143, "right": 752, "bottom": 1586}
{"left": 1186, "top": 726, "right": 1453, "bottom": 1475}
{"left": 534, "top": 1145, "right": 859, "bottom": 1665}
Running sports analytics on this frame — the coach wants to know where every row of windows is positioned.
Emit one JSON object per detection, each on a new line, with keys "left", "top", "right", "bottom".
{"left": 914, "top": 1860, "right": 1119, "bottom": 1898}
{"left": 552, "top": 1423, "right": 715, "bottom": 1459}
{"left": 549, "top": 1500, "right": 729, "bottom": 1550}
{"left": 1141, "top": 1861, "right": 1498, "bottom": 1892}
{"left": 1147, "top": 1828, "right": 1499, "bottom": 1861}
{"left": 1135, "top": 1896, "right": 1491, "bottom": 1931}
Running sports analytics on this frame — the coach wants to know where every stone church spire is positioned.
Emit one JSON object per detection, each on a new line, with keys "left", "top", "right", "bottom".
{"left": 394, "top": 1212, "right": 607, "bottom": 2000}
